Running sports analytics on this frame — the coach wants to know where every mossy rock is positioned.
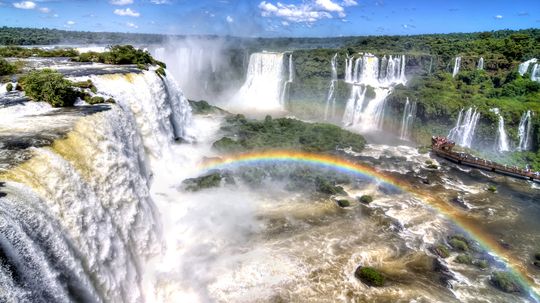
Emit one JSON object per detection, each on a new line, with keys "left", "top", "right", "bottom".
{"left": 448, "top": 235, "right": 469, "bottom": 252}
{"left": 86, "top": 96, "right": 105, "bottom": 105}
{"left": 316, "top": 178, "right": 346, "bottom": 195}
{"left": 474, "top": 259, "right": 489, "bottom": 269}
{"left": 106, "top": 98, "right": 116, "bottom": 104}
{"left": 358, "top": 195, "right": 374, "bottom": 204}
{"left": 354, "top": 266, "right": 385, "bottom": 287}
{"left": 425, "top": 160, "right": 433, "bottom": 165}
{"left": 489, "top": 271, "right": 523, "bottom": 294}
{"left": 431, "top": 244, "right": 450, "bottom": 258}
{"left": 487, "top": 185, "right": 497, "bottom": 193}
{"left": 189, "top": 100, "right": 228, "bottom": 115}
{"left": 212, "top": 137, "right": 243, "bottom": 153}
{"left": 336, "top": 199, "right": 351, "bottom": 208}
{"left": 455, "top": 254, "right": 473, "bottom": 265}
{"left": 5, "top": 83, "right": 13, "bottom": 92}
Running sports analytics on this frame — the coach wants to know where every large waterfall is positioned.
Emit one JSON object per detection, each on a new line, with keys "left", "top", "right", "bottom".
{"left": 452, "top": 57, "right": 461, "bottom": 78}
{"left": 490, "top": 108, "right": 510, "bottom": 152}
{"left": 448, "top": 107, "right": 480, "bottom": 148}
{"left": 342, "top": 53, "right": 406, "bottom": 131}
{"left": 0, "top": 69, "right": 191, "bottom": 302}
{"left": 324, "top": 53, "right": 338, "bottom": 120}
{"left": 232, "top": 52, "right": 290, "bottom": 111}
{"left": 518, "top": 110, "right": 533, "bottom": 151}
{"left": 400, "top": 98, "right": 416, "bottom": 140}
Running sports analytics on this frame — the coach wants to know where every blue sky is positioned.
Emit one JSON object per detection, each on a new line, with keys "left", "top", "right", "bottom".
{"left": 0, "top": 0, "right": 539, "bottom": 37}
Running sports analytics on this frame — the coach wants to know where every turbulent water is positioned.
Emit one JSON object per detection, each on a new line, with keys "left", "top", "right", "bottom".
{"left": 342, "top": 53, "right": 406, "bottom": 131}
{"left": 2, "top": 54, "right": 540, "bottom": 303}
{"left": 448, "top": 107, "right": 480, "bottom": 148}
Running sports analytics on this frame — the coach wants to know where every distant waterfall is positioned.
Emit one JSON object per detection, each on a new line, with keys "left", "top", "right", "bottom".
{"left": 342, "top": 53, "right": 406, "bottom": 131}
{"left": 518, "top": 110, "right": 533, "bottom": 151}
{"left": 477, "top": 57, "right": 484, "bottom": 70}
{"left": 448, "top": 107, "right": 480, "bottom": 148}
{"left": 400, "top": 98, "right": 416, "bottom": 140}
{"left": 0, "top": 69, "right": 191, "bottom": 302}
{"left": 518, "top": 58, "right": 538, "bottom": 76}
{"left": 232, "top": 52, "right": 288, "bottom": 111}
{"left": 532, "top": 64, "right": 540, "bottom": 82}
{"left": 280, "top": 53, "right": 294, "bottom": 107}
{"left": 452, "top": 57, "right": 461, "bottom": 78}
{"left": 324, "top": 53, "right": 338, "bottom": 120}
{"left": 490, "top": 108, "right": 510, "bottom": 152}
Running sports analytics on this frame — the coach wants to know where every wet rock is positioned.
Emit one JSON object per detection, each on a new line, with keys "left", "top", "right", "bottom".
{"left": 451, "top": 196, "right": 470, "bottom": 209}
{"left": 0, "top": 192, "right": 6, "bottom": 198}
{"left": 354, "top": 266, "right": 385, "bottom": 287}
{"left": 489, "top": 271, "right": 523, "bottom": 294}
{"left": 181, "top": 169, "right": 235, "bottom": 192}
{"left": 358, "top": 195, "right": 373, "bottom": 204}
{"left": 377, "top": 184, "right": 401, "bottom": 195}
{"left": 433, "top": 258, "right": 454, "bottom": 288}
{"left": 421, "top": 178, "right": 431, "bottom": 185}
{"left": 498, "top": 240, "right": 512, "bottom": 250}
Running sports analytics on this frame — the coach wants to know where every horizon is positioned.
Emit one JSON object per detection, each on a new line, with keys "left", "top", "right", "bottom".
{"left": 0, "top": 0, "right": 539, "bottom": 37}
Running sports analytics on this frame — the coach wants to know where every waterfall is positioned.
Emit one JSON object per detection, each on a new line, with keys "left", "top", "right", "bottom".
{"left": 518, "top": 110, "right": 533, "bottom": 151}
{"left": 232, "top": 52, "right": 287, "bottom": 111}
{"left": 448, "top": 107, "right": 480, "bottom": 148}
{"left": 342, "top": 53, "right": 406, "bottom": 131}
{"left": 532, "top": 64, "right": 540, "bottom": 82}
{"left": 452, "top": 57, "right": 461, "bottom": 78}
{"left": 280, "top": 53, "right": 294, "bottom": 107}
{"left": 400, "top": 98, "right": 416, "bottom": 140}
{"left": 324, "top": 53, "right": 338, "bottom": 120}
{"left": 490, "top": 108, "right": 510, "bottom": 152}
{"left": 0, "top": 69, "right": 191, "bottom": 302}
{"left": 477, "top": 57, "right": 484, "bottom": 70}
{"left": 518, "top": 58, "right": 538, "bottom": 76}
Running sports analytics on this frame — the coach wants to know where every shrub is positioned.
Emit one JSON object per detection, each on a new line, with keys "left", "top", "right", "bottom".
{"left": 0, "top": 58, "right": 16, "bottom": 76}
{"left": 431, "top": 244, "right": 450, "bottom": 258}
{"left": 358, "top": 195, "right": 374, "bottom": 204}
{"left": 87, "top": 96, "right": 105, "bottom": 105}
{"left": 448, "top": 235, "right": 469, "bottom": 251}
{"left": 487, "top": 185, "right": 497, "bottom": 193}
{"left": 474, "top": 259, "right": 489, "bottom": 269}
{"left": 455, "top": 254, "right": 473, "bottom": 264}
{"left": 19, "top": 69, "right": 78, "bottom": 107}
{"left": 336, "top": 199, "right": 350, "bottom": 207}
{"left": 354, "top": 266, "right": 385, "bottom": 287}
{"left": 490, "top": 271, "right": 523, "bottom": 293}
{"left": 5, "top": 83, "right": 13, "bottom": 92}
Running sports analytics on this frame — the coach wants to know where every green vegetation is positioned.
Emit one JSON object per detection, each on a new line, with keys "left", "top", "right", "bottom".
{"left": 0, "top": 58, "right": 17, "bottom": 76}
{"left": 5, "top": 83, "right": 13, "bottom": 92}
{"left": 358, "top": 195, "right": 374, "bottom": 204}
{"left": 490, "top": 271, "right": 523, "bottom": 293}
{"left": 448, "top": 235, "right": 470, "bottom": 252}
{"left": 487, "top": 185, "right": 498, "bottom": 193}
{"left": 19, "top": 69, "right": 78, "bottom": 107}
{"left": 182, "top": 170, "right": 235, "bottom": 192}
{"left": 474, "top": 259, "right": 489, "bottom": 269}
{"left": 213, "top": 114, "right": 366, "bottom": 153}
{"left": 336, "top": 199, "right": 351, "bottom": 207}
{"left": 75, "top": 45, "right": 166, "bottom": 69}
{"left": 189, "top": 100, "right": 228, "bottom": 115}
{"left": 316, "top": 178, "right": 347, "bottom": 195}
{"left": 455, "top": 254, "right": 473, "bottom": 265}
{"left": 431, "top": 244, "right": 450, "bottom": 258}
{"left": 354, "top": 266, "right": 385, "bottom": 287}
{"left": 0, "top": 46, "right": 78, "bottom": 58}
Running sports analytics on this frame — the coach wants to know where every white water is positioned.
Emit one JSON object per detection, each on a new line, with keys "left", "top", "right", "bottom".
{"left": 448, "top": 107, "right": 480, "bottom": 148}
{"left": 400, "top": 97, "right": 416, "bottom": 140}
{"left": 532, "top": 64, "right": 540, "bottom": 82}
{"left": 518, "top": 110, "right": 533, "bottom": 151}
{"left": 490, "top": 108, "right": 510, "bottom": 152}
{"left": 452, "top": 57, "right": 461, "bottom": 78}
{"left": 0, "top": 69, "right": 192, "bottom": 302}
{"left": 477, "top": 57, "right": 484, "bottom": 70}
{"left": 279, "top": 53, "right": 294, "bottom": 107}
{"left": 324, "top": 53, "right": 338, "bottom": 120}
{"left": 342, "top": 53, "right": 406, "bottom": 131}
{"left": 231, "top": 52, "right": 288, "bottom": 112}
{"left": 518, "top": 58, "right": 538, "bottom": 76}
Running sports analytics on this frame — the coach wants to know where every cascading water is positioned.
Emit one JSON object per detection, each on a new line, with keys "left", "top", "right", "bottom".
{"left": 280, "top": 53, "right": 294, "bottom": 107}
{"left": 324, "top": 53, "right": 338, "bottom": 120}
{"left": 518, "top": 110, "right": 533, "bottom": 151}
{"left": 0, "top": 68, "right": 191, "bottom": 303}
{"left": 532, "top": 64, "right": 540, "bottom": 82}
{"left": 477, "top": 57, "right": 484, "bottom": 70}
{"left": 232, "top": 52, "right": 287, "bottom": 111}
{"left": 400, "top": 98, "right": 417, "bottom": 140}
{"left": 518, "top": 58, "right": 538, "bottom": 76}
{"left": 490, "top": 108, "right": 510, "bottom": 152}
{"left": 448, "top": 107, "right": 480, "bottom": 148}
{"left": 342, "top": 53, "right": 406, "bottom": 131}
{"left": 452, "top": 57, "right": 461, "bottom": 78}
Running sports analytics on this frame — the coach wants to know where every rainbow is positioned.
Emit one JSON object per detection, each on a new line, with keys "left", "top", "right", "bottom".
{"left": 200, "top": 150, "right": 540, "bottom": 301}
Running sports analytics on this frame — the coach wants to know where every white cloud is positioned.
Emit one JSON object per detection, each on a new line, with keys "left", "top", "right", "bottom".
{"left": 150, "top": 0, "right": 170, "bottom": 3}
{"left": 259, "top": 0, "right": 356, "bottom": 23}
{"left": 66, "top": 20, "right": 75, "bottom": 25}
{"left": 39, "top": 7, "right": 50, "bottom": 13}
{"left": 110, "top": 0, "right": 133, "bottom": 5}
{"left": 226, "top": 15, "right": 234, "bottom": 23}
{"left": 13, "top": 1, "right": 36, "bottom": 9}
{"left": 114, "top": 8, "right": 140, "bottom": 17}
{"left": 126, "top": 22, "right": 138, "bottom": 28}
{"left": 495, "top": 15, "right": 503, "bottom": 19}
